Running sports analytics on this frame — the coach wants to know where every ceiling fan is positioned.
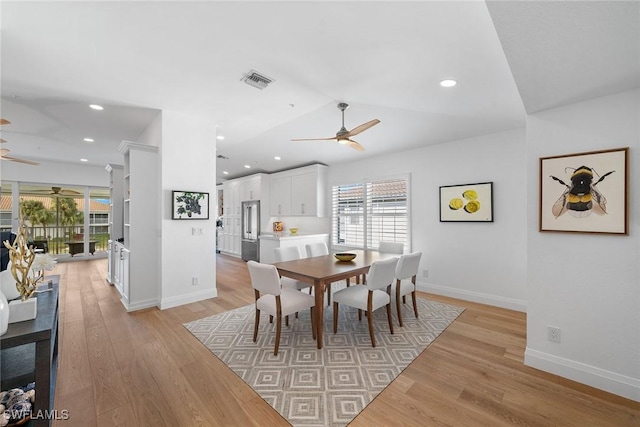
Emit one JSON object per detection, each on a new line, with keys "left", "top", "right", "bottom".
{"left": 0, "top": 118, "right": 39, "bottom": 165}
{"left": 291, "top": 103, "right": 380, "bottom": 152}
{"left": 37, "top": 186, "right": 82, "bottom": 197}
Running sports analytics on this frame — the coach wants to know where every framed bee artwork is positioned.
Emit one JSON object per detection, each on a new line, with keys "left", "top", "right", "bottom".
{"left": 439, "top": 182, "right": 493, "bottom": 222}
{"left": 539, "top": 147, "right": 628, "bottom": 235}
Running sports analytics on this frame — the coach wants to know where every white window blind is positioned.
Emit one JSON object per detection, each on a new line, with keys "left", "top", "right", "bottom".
{"left": 332, "top": 176, "right": 409, "bottom": 251}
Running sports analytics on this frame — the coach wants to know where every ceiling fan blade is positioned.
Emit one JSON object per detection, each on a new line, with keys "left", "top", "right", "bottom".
{"left": 346, "top": 119, "right": 380, "bottom": 137}
{"left": 291, "top": 136, "right": 339, "bottom": 141}
{"left": 0, "top": 148, "right": 39, "bottom": 165}
{"left": 344, "top": 139, "right": 365, "bottom": 152}
{"left": 1, "top": 155, "right": 39, "bottom": 165}
{"left": 0, "top": 119, "right": 10, "bottom": 125}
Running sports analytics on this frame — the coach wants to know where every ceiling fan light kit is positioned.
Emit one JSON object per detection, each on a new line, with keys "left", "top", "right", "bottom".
{"left": 291, "top": 102, "right": 379, "bottom": 152}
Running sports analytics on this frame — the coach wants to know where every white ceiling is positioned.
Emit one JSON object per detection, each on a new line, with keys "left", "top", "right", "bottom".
{"left": 1, "top": 1, "right": 637, "bottom": 182}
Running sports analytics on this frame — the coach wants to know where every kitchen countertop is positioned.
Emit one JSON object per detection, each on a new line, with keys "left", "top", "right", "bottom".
{"left": 259, "top": 233, "right": 329, "bottom": 241}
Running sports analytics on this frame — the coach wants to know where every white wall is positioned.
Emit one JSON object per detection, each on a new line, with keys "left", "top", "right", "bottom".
{"left": 525, "top": 89, "right": 640, "bottom": 401}
{"left": 329, "top": 127, "right": 527, "bottom": 311}
{"left": 158, "top": 111, "right": 217, "bottom": 309}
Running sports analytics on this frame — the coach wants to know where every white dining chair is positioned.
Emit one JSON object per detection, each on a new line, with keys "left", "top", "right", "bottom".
{"left": 274, "top": 246, "right": 310, "bottom": 292}
{"left": 391, "top": 251, "right": 422, "bottom": 326}
{"left": 378, "top": 241, "right": 404, "bottom": 254}
{"left": 247, "top": 260, "right": 315, "bottom": 355}
{"left": 332, "top": 257, "right": 399, "bottom": 347}
{"left": 305, "top": 242, "right": 329, "bottom": 257}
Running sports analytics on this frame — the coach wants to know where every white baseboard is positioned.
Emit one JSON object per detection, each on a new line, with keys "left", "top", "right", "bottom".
{"left": 416, "top": 281, "right": 526, "bottom": 312}
{"left": 121, "top": 297, "right": 158, "bottom": 312}
{"left": 159, "top": 288, "right": 218, "bottom": 310}
{"left": 525, "top": 348, "right": 640, "bottom": 402}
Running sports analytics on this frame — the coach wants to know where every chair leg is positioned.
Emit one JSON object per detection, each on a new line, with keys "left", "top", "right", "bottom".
{"left": 327, "top": 283, "right": 332, "bottom": 306}
{"left": 269, "top": 315, "right": 273, "bottom": 323}
{"left": 274, "top": 312, "right": 282, "bottom": 355}
{"left": 358, "top": 309, "right": 362, "bottom": 321}
{"left": 386, "top": 303, "right": 394, "bottom": 335}
{"left": 285, "top": 315, "right": 289, "bottom": 327}
{"left": 367, "top": 293, "right": 375, "bottom": 347}
{"left": 396, "top": 279, "right": 403, "bottom": 327}
{"left": 412, "top": 291, "right": 419, "bottom": 318}
{"left": 253, "top": 309, "right": 260, "bottom": 342}
{"left": 402, "top": 295, "right": 406, "bottom": 304}
{"left": 333, "top": 301, "right": 339, "bottom": 333}
{"left": 346, "top": 278, "right": 350, "bottom": 288}
{"left": 367, "top": 309, "right": 375, "bottom": 347}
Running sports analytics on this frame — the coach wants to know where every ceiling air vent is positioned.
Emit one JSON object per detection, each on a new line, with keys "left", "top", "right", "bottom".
{"left": 241, "top": 70, "right": 274, "bottom": 90}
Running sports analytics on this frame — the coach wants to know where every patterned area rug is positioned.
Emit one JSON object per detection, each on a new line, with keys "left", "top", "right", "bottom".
{"left": 184, "top": 291, "right": 463, "bottom": 427}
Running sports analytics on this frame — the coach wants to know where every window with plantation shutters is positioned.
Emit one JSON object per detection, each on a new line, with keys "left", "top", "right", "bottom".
{"left": 332, "top": 175, "right": 409, "bottom": 251}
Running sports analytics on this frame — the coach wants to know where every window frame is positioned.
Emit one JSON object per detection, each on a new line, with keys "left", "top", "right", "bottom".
{"left": 331, "top": 173, "right": 411, "bottom": 252}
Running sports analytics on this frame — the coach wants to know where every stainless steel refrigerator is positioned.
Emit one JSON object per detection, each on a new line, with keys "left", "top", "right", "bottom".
{"left": 241, "top": 200, "right": 260, "bottom": 262}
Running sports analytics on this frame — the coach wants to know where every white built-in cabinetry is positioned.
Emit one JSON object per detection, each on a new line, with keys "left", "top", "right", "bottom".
{"left": 219, "top": 174, "right": 266, "bottom": 257}
{"left": 269, "top": 164, "right": 328, "bottom": 217}
{"left": 105, "top": 164, "right": 123, "bottom": 284}
{"left": 116, "top": 140, "right": 159, "bottom": 311}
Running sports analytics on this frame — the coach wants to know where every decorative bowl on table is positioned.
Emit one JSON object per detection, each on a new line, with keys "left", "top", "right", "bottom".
{"left": 334, "top": 253, "right": 356, "bottom": 262}
{"left": 289, "top": 228, "right": 299, "bottom": 235}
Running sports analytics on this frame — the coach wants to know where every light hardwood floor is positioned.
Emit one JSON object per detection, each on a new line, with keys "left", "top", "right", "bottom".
{"left": 50, "top": 255, "right": 639, "bottom": 426}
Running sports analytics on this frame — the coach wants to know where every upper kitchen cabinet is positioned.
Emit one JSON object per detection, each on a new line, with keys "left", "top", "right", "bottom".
{"left": 269, "top": 164, "right": 328, "bottom": 217}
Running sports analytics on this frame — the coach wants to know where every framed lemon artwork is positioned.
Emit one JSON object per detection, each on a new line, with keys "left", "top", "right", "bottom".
{"left": 439, "top": 182, "right": 493, "bottom": 222}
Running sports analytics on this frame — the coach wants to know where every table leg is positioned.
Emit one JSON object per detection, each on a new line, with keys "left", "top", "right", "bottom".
{"left": 314, "top": 279, "right": 324, "bottom": 349}
{"left": 34, "top": 339, "right": 51, "bottom": 426}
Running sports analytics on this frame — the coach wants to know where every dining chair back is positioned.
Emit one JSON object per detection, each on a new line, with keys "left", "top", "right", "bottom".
{"left": 378, "top": 241, "right": 404, "bottom": 254}
{"left": 248, "top": 259, "right": 282, "bottom": 295}
{"left": 305, "top": 242, "right": 329, "bottom": 257}
{"left": 274, "top": 246, "right": 303, "bottom": 262}
{"left": 392, "top": 251, "right": 422, "bottom": 326}
{"left": 332, "top": 256, "right": 399, "bottom": 347}
{"left": 273, "top": 246, "right": 309, "bottom": 291}
{"left": 247, "top": 260, "right": 315, "bottom": 355}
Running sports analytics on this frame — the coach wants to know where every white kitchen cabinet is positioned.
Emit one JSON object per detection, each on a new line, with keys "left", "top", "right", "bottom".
{"left": 270, "top": 174, "right": 292, "bottom": 216}
{"left": 291, "top": 171, "right": 317, "bottom": 215}
{"left": 269, "top": 164, "right": 328, "bottom": 217}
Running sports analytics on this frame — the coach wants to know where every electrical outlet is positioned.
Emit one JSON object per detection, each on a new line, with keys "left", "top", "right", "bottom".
{"left": 548, "top": 326, "right": 561, "bottom": 343}
{"left": 422, "top": 269, "right": 429, "bottom": 277}
{"left": 192, "top": 276, "right": 199, "bottom": 286}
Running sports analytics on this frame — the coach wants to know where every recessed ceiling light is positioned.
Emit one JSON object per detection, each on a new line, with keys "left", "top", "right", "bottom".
{"left": 440, "top": 79, "right": 457, "bottom": 88}
{"left": 216, "top": 135, "right": 224, "bottom": 140}
{"left": 83, "top": 138, "right": 94, "bottom": 143}
{"left": 80, "top": 158, "right": 88, "bottom": 162}
{"left": 274, "top": 156, "right": 281, "bottom": 160}
{"left": 222, "top": 171, "right": 229, "bottom": 175}
{"left": 89, "top": 104, "right": 104, "bottom": 110}
{"left": 244, "top": 164, "right": 251, "bottom": 169}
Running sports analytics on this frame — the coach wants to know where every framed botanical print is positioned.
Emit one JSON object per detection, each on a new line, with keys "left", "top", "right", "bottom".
{"left": 172, "top": 191, "right": 210, "bottom": 220}
{"left": 439, "top": 182, "right": 493, "bottom": 222}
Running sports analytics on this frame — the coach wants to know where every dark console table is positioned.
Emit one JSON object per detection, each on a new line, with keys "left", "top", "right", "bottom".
{"left": 65, "top": 240, "right": 96, "bottom": 256}
{"left": 1, "top": 277, "right": 59, "bottom": 426}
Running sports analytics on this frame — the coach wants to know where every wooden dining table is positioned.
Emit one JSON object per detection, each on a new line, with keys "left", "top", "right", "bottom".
{"left": 273, "top": 249, "right": 399, "bottom": 349}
